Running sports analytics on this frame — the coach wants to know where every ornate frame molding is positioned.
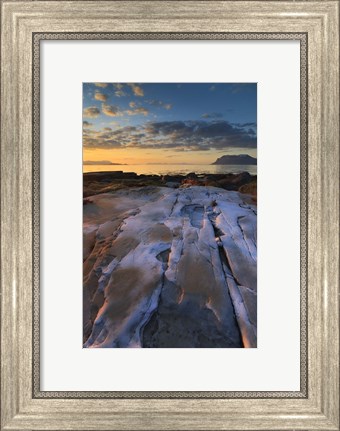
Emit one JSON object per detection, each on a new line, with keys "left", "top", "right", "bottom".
{"left": 1, "top": 2, "right": 338, "bottom": 430}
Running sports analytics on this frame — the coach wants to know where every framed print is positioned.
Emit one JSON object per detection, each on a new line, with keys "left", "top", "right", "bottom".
{"left": 1, "top": 1, "right": 339, "bottom": 430}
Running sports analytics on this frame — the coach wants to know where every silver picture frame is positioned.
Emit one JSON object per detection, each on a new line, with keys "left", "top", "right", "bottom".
{"left": 1, "top": 1, "right": 339, "bottom": 430}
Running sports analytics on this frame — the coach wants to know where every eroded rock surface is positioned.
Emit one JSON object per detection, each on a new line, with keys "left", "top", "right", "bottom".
{"left": 83, "top": 186, "right": 257, "bottom": 348}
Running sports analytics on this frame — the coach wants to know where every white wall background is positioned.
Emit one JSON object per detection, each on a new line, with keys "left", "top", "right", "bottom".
{"left": 41, "top": 40, "right": 300, "bottom": 391}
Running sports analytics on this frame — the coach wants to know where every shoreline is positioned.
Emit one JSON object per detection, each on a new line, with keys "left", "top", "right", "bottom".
{"left": 83, "top": 170, "right": 257, "bottom": 203}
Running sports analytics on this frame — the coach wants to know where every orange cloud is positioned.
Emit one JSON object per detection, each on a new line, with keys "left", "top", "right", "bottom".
{"left": 102, "top": 104, "right": 123, "bottom": 117}
{"left": 83, "top": 106, "right": 100, "bottom": 118}
{"left": 126, "top": 107, "right": 149, "bottom": 116}
{"left": 128, "top": 83, "right": 144, "bottom": 97}
{"left": 94, "top": 92, "right": 107, "bottom": 102}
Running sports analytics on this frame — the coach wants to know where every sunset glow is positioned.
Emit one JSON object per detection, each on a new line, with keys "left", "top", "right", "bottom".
{"left": 83, "top": 83, "right": 257, "bottom": 168}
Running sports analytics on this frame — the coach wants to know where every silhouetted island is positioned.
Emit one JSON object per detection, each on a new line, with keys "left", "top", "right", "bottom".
{"left": 212, "top": 154, "right": 257, "bottom": 165}
{"left": 83, "top": 160, "right": 126, "bottom": 166}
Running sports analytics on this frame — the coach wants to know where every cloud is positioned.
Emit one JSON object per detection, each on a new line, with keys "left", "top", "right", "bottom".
{"left": 83, "top": 121, "right": 93, "bottom": 127}
{"left": 83, "top": 126, "right": 139, "bottom": 149}
{"left": 125, "top": 106, "right": 149, "bottom": 116}
{"left": 201, "top": 112, "right": 223, "bottom": 119}
{"left": 101, "top": 101, "right": 148, "bottom": 117}
{"left": 148, "top": 100, "right": 172, "bottom": 110}
{"left": 148, "top": 100, "right": 162, "bottom": 107}
{"left": 102, "top": 104, "right": 123, "bottom": 117}
{"left": 83, "top": 119, "right": 256, "bottom": 151}
{"left": 94, "top": 83, "right": 108, "bottom": 88}
{"left": 231, "top": 83, "right": 256, "bottom": 94}
{"left": 113, "top": 83, "right": 126, "bottom": 97}
{"left": 233, "top": 122, "right": 257, "bottom": 134}
{"left": 128, "top": 83, "right": 144, "bottom": 97}
{"left": 234, "top": 122, "right": 257, "bottom": 128}
{"left": 145, "top": 120, "right": 257, "bottom": 150}
{"left": 129, "top": 101, "right": 137, "bottom": 108}
{"left": 109, "top": 121, "right": 121, "bottom": 127}
{"left": 94, "top": 92, "right": 108, "bottom": 102}
{"left": 83, "top": 106, "right": 100, "bottom": 118}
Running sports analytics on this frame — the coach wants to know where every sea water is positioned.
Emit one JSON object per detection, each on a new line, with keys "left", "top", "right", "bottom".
{"left": 83, "top": 163, "right": 257, "bottom": 176}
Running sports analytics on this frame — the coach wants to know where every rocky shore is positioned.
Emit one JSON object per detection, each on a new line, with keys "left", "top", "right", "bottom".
{"left": 83, "top": 171, "right": 257, "bottom": 202}
{"left": 83, "top": 172, "right": 257, "bottom": 348}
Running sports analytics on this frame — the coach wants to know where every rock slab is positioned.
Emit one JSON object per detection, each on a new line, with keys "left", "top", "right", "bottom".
{"left": 83, "top": 186, "right": 257, "bottom": 348}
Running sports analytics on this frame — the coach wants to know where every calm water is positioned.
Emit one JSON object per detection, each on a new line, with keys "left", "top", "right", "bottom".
{"left": 83, "top": 164, "right": 257, "bottom": 176}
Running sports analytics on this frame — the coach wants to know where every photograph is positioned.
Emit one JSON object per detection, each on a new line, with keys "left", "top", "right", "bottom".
{"left": 82, "top": 82, "right": 257, "bottom": 348}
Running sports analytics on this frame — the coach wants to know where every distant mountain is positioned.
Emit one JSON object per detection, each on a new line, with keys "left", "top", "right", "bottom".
{"left": 212, "top": 154, "right": 257, "bottom": 165}
{"left": 83, "top": 160, "right": 125, "bottom": 165}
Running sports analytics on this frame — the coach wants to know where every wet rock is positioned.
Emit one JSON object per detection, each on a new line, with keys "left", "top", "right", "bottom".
{"left": 162, "top": 174, "right": 185, "bottom": 182}
{"left": 181, "top": 178, "right": 202, "bottom": 187}
{"left": 165, "top": 181, "right": 180, "bottom": 188}
{"left": 216, "top": 172, "right": 253, "bottom": 190}
{"left": 186, "top": 172, "right": 198, "bottom": 178}
{"left": 239, "top": 180, "right": 257, "bottom": 196}
{"left": 83, "top": 171, "right": 257, "bottom": 197}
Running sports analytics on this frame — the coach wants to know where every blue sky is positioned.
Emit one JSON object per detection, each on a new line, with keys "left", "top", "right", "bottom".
{"left": 83, "top": 83, "right": 257, "bottom": 165}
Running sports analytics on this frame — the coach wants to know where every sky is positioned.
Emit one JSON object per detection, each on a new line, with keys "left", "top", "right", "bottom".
{"left": 83, "top": 83, "right": 257, "bottom": 165}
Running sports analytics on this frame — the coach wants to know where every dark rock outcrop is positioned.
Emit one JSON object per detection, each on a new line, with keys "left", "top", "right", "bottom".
{"left": 83, "top": 171, "right": 257, "bottom": 198}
